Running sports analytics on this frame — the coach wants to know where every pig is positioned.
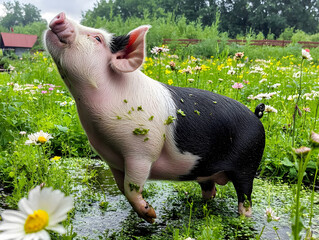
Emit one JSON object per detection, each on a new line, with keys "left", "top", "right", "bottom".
{"left": 45, "top": 12, "right": 265, "bottom": 223}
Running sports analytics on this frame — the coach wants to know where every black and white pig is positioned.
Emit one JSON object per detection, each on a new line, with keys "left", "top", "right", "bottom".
{"left": 45, "top": 13, "right": 265, "bottom": 223}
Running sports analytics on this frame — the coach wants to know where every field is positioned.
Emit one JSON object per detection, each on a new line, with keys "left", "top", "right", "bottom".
{"left": 0, "top": 45, "right": 319, "bottom": 239}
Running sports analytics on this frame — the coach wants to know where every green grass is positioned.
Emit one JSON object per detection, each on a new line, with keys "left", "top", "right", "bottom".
{"left": 0, "top": 47, "right": 319, "bottom": 239}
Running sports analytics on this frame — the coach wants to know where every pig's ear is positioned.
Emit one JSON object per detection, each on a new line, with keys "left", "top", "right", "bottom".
{"left": 111, "top": 25, "right": 150, "bottom": 73}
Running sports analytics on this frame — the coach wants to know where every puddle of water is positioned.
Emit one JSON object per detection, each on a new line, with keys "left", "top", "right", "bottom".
{"left": 70, "top": 160, "right": 319, "bottom": 239}
{"left": 72, "top": 162, "right": 175, "bottom": 239}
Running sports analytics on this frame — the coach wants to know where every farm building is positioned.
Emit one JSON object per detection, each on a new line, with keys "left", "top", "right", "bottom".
{"left": 0, "top": 32, "right": 37, "bottom": 57}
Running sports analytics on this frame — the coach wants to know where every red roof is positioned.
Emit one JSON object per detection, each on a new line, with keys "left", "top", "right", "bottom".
{"left": 0, "top": 32, "right": 37, "bottom": 48}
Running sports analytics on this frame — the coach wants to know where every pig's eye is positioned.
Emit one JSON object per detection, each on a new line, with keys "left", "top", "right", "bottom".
{"left": 95, "top": 36, "right": 102, "bottom": 43}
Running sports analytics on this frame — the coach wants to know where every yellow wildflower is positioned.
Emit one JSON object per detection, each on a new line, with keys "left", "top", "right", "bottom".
{"left": 165, "top": 69, "right": 172, "bottom": 75}
{"left": 217, "top": 64, "right": 224, "bottom": 71}
{"left": 51, "top": 156, "right": 62, "bottom": 161}
{"left": 201, "top": 65, "right": 210, "bottom": 71}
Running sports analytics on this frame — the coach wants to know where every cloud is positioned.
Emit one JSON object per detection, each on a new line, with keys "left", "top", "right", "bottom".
{"left": 0, "top": 0, "right": 96, "bottom": 23}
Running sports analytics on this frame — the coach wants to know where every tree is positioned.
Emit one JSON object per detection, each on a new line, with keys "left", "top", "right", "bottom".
{"left": 81, "top": 0, "right": 319, "bottom": 39}
{"left": 0, "top": 1, "right": 23, "bottom": 29}
{"left": 22, "top": 3, "right": 43, "bottom": 26}
{"left": 218, "top": 0, "right": 250, "bottom": 37}
{"left": 0, "top": 1, "right": 45, "bottom": 30}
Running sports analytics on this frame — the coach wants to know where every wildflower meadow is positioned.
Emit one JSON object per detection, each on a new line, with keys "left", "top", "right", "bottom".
{"left": 0, "top": 45, "right": 319, "bottom": 239}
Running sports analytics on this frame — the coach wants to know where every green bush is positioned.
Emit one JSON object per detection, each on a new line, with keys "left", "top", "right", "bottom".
{"left": 291, "top": 30, "right": 311, "bottom": 43}
{"left": 279, "top": 27, "right": 295, "bottom": 40}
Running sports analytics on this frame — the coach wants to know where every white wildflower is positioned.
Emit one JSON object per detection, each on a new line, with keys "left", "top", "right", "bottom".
{"left": 60, "top": 101, "right": 67, "bottom": 106}
{"left": 0, "top": 186, "right": 73, "bottom": 239}
{"left": 302, "top": 49, "right": 313, "bottom": 61}
{"left": 265, "top": 207, "right": 280, "bottom": 222}
{"left": 259, "top": 78, "right": 267, "bottom": 83}
{"left": 271, "top": 83, "right": 281, "bottom": 88}
{"left": 25, "top": 130, "right": 53, "bottom": 145}
{"left": 265, "top": 105, "right": 278, "bottom": 113}
{"left": 293, "top": 71, "right": 301, "bottom": 78}
{"left": 150, "top": 46, "right": 169, "bottom": 55}
{"left": 227, "top": 67, "right": 236, "bottom": 75}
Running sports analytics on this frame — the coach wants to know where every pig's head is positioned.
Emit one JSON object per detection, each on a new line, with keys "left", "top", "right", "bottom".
{"left": 44, "top": 12, "right": 150, "bottom": 87}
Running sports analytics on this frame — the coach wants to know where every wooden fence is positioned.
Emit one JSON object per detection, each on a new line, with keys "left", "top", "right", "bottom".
{"left": 163, "top": 39, "right": 319, "bottom": 48}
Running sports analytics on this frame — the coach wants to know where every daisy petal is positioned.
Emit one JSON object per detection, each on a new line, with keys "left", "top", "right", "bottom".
{"left": 1, "top": 210, "right": 27, "bottom": 223}
{"left": 37, "top": 230, "right": 50, "bottom": 240}
{"left": 0, "top": 222, "right": 24, "bottom": 231}
{"left": 49, "top": 196, "right": 73, "bottom": 224}
{"left": 49, "top": 214, "right": 68, "bottom": 226}
{"left": 18, "top": 198, "right": 34, "bottom": 215}
{"left": 0, "top": 230, "right": 25, "bottom": 240}
{"left": 46, "top": 224, "right": 66, "bottom": 234}
{"left": 39, "top": 188, "right": 64, "bottom": 215}
{"left": 27, "top": 186, "right": 41, "bottom": 209}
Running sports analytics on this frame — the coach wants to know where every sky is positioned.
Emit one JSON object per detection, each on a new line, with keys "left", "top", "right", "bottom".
{"left": 0, "top": 0, "right": 97, "bottom": 24}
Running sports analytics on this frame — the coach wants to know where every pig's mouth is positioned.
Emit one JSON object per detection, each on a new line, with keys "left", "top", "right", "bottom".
{"left": 48, "top": 12, "right": 75, "bottom": 45}
{"left": 47, "top": 30, "right": 67, "bottom": 44}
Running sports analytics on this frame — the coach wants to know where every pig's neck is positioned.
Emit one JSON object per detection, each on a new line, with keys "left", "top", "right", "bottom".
{"left": 67, "top": 69, "right": 152, "bottom": 110}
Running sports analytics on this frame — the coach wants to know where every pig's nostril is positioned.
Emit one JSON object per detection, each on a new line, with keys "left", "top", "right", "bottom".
{"left": 49, "top": 12, "right": 66, "bottom": 29}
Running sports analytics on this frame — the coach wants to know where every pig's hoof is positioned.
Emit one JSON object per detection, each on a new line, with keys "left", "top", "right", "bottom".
{"left": 238, "top": 202, "right": 252, "bottom": 217}
{"left": 201, "top": 187, "right": 217, "bottom": 200}
{"left": 139, "top": 202, "right": 157, "bottom": 223}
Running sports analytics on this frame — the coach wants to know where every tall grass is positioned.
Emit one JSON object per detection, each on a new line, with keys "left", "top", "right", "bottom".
{"left": 0, "top": 44, "right": 319, "bottom": 239}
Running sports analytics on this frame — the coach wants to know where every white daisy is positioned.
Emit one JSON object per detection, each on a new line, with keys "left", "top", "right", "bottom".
{"left": 227, "top": 67, "right": 236, "bottom": 75}
{"left": 293, "top": 71, "right": 301, "bottom": 78}
{"left": 265, "top": 105, "right": 278, "bottom": 113}
{"left": 271, "top": 83, "right": 281, "bottom": 89}
{"left": 25, "top": 131, "right": 53, "bottom": 145}
{"left": 265, "top": 207, "right": 280, "bottom": 222}
{"left": 0, "top": 186, "right": 73, "bottom": 240}
{"left": 60, "top": 101, "right": 67, "bottom": 107}
{"left": 302, "top": 49, "right": 313, "bottom": 61}
{"left": 259, "top": 78, "right": 267, "bottom": 83}
{"left": 150, "top": 46, "right": 169, "bottom": 55}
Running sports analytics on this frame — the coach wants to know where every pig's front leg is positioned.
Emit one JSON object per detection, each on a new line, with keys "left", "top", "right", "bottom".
{"left": 124, "top": 158, "right": 156, "bottom": 223}
{"left": 110, "top": 167, "right": 125, "bottom": 194}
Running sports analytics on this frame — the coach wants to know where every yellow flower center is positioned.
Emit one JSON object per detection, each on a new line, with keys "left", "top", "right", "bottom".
{"left": 38, "top": 136, "right": 47, "bottom": 143}
{"left": 24, "top": 209, "right": 49, "bottom": 233}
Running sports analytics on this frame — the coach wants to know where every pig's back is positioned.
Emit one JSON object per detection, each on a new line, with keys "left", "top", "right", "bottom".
{"left": 164, "top": 85, "right": 265, "bottom": 180}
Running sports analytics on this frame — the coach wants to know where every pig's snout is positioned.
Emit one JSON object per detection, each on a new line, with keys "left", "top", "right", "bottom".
{"left": 48, "top": 12, "right": 75, "bottom": 44}
{"left": 49, "top": 12, "right": 66, "bottom": 30}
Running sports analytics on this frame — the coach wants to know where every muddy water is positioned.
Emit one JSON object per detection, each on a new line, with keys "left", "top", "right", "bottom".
{"left": 72, "top": 164, "right": 176, "bottom": 238}
{"left": 72, "top": 162, "right": 319, "bottom": 240}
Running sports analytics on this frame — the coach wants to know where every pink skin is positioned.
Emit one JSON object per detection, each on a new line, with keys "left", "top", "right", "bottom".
{"left": 48, "top": 12, "right": 75, "bottom": 45}
{"left": 45, "top": 13, "right": 245, "bottom": 223}
{"left": 46, "top": 13, "right": 182, "bottom": 223}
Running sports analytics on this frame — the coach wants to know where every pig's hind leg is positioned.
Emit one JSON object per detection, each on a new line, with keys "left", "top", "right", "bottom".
{"left": 198, "top": 180, "right": 216, "bottom": 200}
{"left": 228, "top": 172, "right": 254, "bottom": 217}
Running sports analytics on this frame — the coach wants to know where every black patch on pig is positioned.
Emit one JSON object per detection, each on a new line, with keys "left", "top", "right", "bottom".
{"left": 111, "top": 35, "right": 130, "bottom": 53}
{"left": 165, "top": 85, "right": 265, "bottom": 203}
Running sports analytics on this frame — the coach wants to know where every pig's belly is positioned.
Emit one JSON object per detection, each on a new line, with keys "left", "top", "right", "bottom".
{"left": 149, "top": 143, "right": 200, "bottom": 180}
{"left": 89, "top": 135, "right": 199, "bottom": 180}
{"left": 89, "top": 139, "right": 125, "bottom": 171}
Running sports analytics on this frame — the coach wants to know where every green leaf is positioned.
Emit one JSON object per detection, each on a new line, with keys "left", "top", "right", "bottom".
{"left": 7, "top": 106, "right": 17, "bottom": 112}
{"left": 56, "top": 125, "right": 69, "bottom": 133}
{"left": 282, "top": 157, "right": 294, "bottom": 167}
